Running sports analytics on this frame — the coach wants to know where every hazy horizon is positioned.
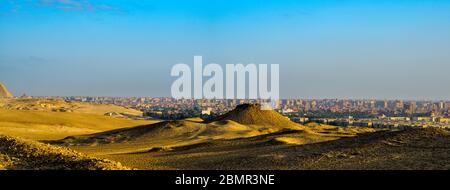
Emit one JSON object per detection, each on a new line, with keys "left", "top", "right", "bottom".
{"left": 1, "top": 0, "right": 450, "bottom": 100}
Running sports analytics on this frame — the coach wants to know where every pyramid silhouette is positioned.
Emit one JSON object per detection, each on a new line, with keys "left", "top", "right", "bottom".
{"left": 0, "top": 82, "right": 13, "bottom": 98}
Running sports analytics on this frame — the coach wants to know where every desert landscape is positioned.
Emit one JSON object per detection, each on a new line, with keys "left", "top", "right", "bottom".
{"left": 1, "top": 93, "right": 449, "bottom": 170}
{"left": 2, "top": 0, "right": 450, "bottom": 173}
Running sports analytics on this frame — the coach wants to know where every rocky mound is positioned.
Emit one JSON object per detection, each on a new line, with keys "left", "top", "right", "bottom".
{"left": 0, "top": 82, "right": 13, "bottom": 98}
{"left": 0, "top": 135, "right": 130, "bottom": 170}
{"left": 208, "top": 104, "right": 303, "bottom": 128}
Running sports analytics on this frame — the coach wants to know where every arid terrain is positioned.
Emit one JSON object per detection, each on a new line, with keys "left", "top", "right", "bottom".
{"left": 0, "top": 103, "right": 156, "bottom": 140}
{"left": 0, "top": 135, "right": 129, "bottom": 170}
{"left": 0, "top": 98, "right": 449, "bottom": 170}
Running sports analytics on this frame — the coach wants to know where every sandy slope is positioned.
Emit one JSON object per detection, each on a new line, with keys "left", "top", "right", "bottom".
{"left": 97, "top": 128, "right": 449, "bottom": 170}
{"left": 0, "top": 135, "right": 129, "bottom": 170}
{"left": 0, "top": 108, "right": 157, "bottom": 140}
{"left": 52, "top": 104, "right": 316, "bottom": 155}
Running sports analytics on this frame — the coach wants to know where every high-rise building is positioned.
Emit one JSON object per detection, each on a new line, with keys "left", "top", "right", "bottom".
{"left": 370, "top": 100, "right": 376, "bottom": 109}
{"left": 311, "top": 100, "right": 317, "bottom": 110}
{"left": 439, "top": 101, "right": 445, "bottom": 110}
{"left": 395, "top": 100, "right": 404, "bottom": 109}
{"left": 410, "top": 101, "right": 417, "bottom": 114}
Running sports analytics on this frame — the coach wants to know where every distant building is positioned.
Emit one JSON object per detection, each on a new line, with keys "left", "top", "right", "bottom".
{"left": 291, "top": 117, "right": 309, "bottom": 123}
{"left": 412, "top": 117, "right": 432, "bottom": 122}
{"left": 201, "top": 107, "right": 213, "bottom": 115}
{"left": 0, "top": 82, "right": 13, "bottom": 98}
{"left": 389, "top": 117, "right": 410, "bottom": 121}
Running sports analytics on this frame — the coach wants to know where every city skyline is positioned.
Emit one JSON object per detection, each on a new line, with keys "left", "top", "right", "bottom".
{"left": 58, "top": 96, "right": 450, "bottom": 129}
{"left": 18, "top": 95, "right": 450, "bottom": 102}
{"left": 1, "top": 0, "right": 450, "bottom": 100}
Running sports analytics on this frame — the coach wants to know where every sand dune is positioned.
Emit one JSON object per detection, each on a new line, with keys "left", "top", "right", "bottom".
{"left": 52, "top": 104, "right": 315, "bottom": 155}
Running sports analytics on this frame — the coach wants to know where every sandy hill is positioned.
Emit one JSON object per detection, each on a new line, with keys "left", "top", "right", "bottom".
{"left": 53, "top": 119, "right": 272, "bottom": 153}
{"left": 0, "top": 135, "right": 129, "bottom": 170}
{"left": 59, "top": 104, "right": 308, "bottom": 145}
{"left": 53, "top": 104, "right": 322, "bottom": 155}
{"left": 208, "top": 104, "right": 302, "bottom": 128}
{"left": 100, "top": 127, "right": 449, "bottom": 170}
{"left": 0, "top": 82, "right": 13, "bottom": 98}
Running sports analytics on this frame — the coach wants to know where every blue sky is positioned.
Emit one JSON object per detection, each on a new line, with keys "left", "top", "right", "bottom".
{"left": 1, "top": 0, "right": 450, "bottom": 100}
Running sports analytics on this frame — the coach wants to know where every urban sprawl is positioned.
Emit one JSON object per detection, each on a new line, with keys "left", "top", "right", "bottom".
{"left": 60, "top": 97, "right": 450, "bottom": 129}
